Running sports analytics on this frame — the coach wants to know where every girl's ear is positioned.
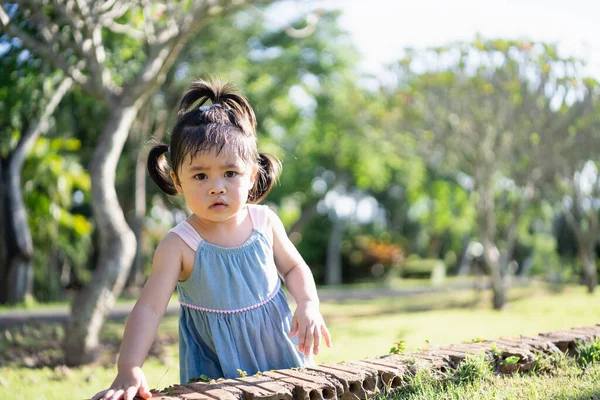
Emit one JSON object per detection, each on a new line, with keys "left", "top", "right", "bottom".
{"left": 170, "top": 171, "right": 184, "bottom": 195}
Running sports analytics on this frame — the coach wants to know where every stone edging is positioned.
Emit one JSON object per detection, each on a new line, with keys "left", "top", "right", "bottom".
{"left": 144, "top": 324, "right": 600, "bottom": 400}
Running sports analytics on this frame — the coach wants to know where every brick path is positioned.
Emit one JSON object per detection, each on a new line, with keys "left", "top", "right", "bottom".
{"left": 144, "top": 323, "right": 600, "bottom": 399}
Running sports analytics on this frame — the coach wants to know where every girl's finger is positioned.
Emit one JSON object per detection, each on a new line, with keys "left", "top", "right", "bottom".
{"left": 297, "top": 323, "right": 308, "bottom": 354}
{"left": 313, "top": 325, "right": 322, "bottom": 355}
{"left": 139, "top": 378, "right": 152, "bottom": 399}
{"left": 100, "top": 389, "right": 115, "bottom": 400}
{"left": 287, "top": 315, "right": 298, "bottom": 338}
{"left": 91, "top": 389, "right": 108, "bottom": 400}
{"left": 124, "top": 386, "right": 138, "bottom": 400}
{"left": 303, "top": 324, "right": 315, "bottom": 357}
{"left": 322, "top": 324, "right": 332, "bottom": 348}
{"left": 108, "top": 389, "right": 125, "bottom": 400}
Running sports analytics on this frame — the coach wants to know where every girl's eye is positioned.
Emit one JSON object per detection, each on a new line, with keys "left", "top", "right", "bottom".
{"left": 195, "top": 173, "right": 207, "bottom": 180}
{"left": 224, "top": 171, "right": 238, "bottom": 178}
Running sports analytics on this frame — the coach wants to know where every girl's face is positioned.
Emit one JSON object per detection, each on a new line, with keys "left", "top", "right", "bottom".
{"left": 171, "top": 149, "right": 257, "bottom": 224}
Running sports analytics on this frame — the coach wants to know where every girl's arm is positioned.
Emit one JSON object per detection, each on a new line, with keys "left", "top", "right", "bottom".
{"left": 92, "top": 233, "right": 183, "bottom": 400}
{"left": 270, "top": 209, "right": 332, "bottom": 357}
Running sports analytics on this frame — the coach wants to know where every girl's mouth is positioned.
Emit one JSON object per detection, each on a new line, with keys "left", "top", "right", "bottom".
{"left": 210, "top": 200, "right": 227, "bottom": 210}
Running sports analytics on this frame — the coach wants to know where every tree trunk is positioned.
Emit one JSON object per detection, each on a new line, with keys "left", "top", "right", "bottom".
{"left": 125, "top": 153, "right": 148, "bottom": 292}
{"left": 325, "top": 213, "right": 344, "bottom": 285}
{"left": 65, "top": 99, "right": 142, "bottom": 365}
{"left": 287, "top": 201, "right": 318, "bottom": 236}
{"left": 580, "top": 249, "right": 597, "bottom": 294}
{"left": 565, "top": 209, "right": 598, "bottom": 294}
{"left": 126, "top": 107, "right": 168, "bottom": 292}
{"left": 490, "top": 265, "right": 507, "bottom": 310}
{"left": 427, "top": 235, "right": 442, "bottom": 258}
{"left": 478, "top": 181, "right": 507, "bottom": 310}
{"left": 0, "top": 78, "right": 72, "bottom": 304}
{"left": 0, "top": 156, "right": 34, "bottom": 304}
{"left": 0, "top": 160, "right": 5, "bottom": 287}
{"left": 456, "top": 236, "right": 473, "bottom": 276}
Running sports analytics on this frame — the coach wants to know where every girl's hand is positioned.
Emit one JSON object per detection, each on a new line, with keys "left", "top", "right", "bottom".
{"left": 288, "top": 301, "right": 332, "bottom": 357}
{"left": 91, "top": 367, "right": 151, "bottom": 400}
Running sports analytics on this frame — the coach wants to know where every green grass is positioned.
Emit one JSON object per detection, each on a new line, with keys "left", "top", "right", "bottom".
{"left": 0, "top": 293, "right": 180, "bottom": 312}
{"left": 316, "top": 275, "right": 479, "bottom": 293}
{"left": 1, "top": 283, "right": 600, "bottom": 399}
{"left": 0, "top": 359, "right": 179, "bottom": 400}
{"left": 375, "top": 351, "right": 600, "bottom": 399}
{"left": 314, "top": 284, "right": 600, "bottom": 365}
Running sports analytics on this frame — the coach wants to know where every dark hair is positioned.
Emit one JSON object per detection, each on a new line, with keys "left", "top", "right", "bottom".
{"left": 147, "top": 80, "right": 281, "bottom": 203}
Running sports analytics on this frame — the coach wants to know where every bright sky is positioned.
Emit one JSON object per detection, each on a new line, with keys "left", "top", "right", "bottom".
{"left": 267, "top": 0, "right": 600, "bottom": 77}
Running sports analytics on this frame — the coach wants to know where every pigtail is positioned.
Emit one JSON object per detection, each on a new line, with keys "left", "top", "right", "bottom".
{"left": 249, "top": 153, "right": 282, "bottom": 203}
{"left": 147, "top": 144, "right": 178, "bottom": 196}
{"left": 177, "top": 80, "right": 257, "bottom": 136}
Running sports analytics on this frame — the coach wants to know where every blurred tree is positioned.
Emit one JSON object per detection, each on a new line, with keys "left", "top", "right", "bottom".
{"left": 405, "top": 166, "right": 476, "bottom": 260}
{"left": 0, "top": 0, "right": 278, "bottom": 364}
{"left": 0, "top": 38, "right": 73, "bottom": 303}
{"left": 111, "top": 9, "right": 339, "bottom": 290}
{"left": 133, "top": 10, "right": 397, "bottom": 285}
{"left": 23, "top": 137, "right": 93, "bottom": 301}
{"left": 556, "top": 159, "right": 600, "bottom": 292}
{"left": 389, "top": 38, "right": 599, "bottom": 308}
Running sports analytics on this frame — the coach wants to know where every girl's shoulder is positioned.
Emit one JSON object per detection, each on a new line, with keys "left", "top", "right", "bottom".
{"left": 168, "top": 219, "right": 203, "bottom": 251}
{"left": 247, "top": 204, "right": 278, "bottom": 244}
{"left": 157, "top": 225, "right": 198, "bottom": 282}
{"left": 248, "top": 203, "right": 277, "bottom": 226}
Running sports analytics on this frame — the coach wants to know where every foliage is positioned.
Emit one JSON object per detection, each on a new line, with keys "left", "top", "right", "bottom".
{"left": 23, "top": 138, "right": 92, "bottom": 300}
{"left": 531, "top": 350, "right": 565, "bottom": 375}
{"left": 395, "top": 367, "right": 438, "bottom": 397}
{"left": 342, "top": 234, "right": 404, "bottom": 282}
{"left": 526, "top": 233, "right": 564, "bottom": 279}
{"left": 294, "top": 214, "right": 330, "bottom": 283}
{"left": 389, "top": 340, "right": 407, "bottom": 355}
{"left": 401, "top": 256, "right": 446, "bottom": 284}
{"left": 4, "top": 0, "right": 600, "bottom": 305}
{"left": 379, "top": 354, "right": 600, "bottom": 399}
{"left": 0, "top": 32, "right": 92, "bottom": 301}
{"left": 576, "top": 338, "right": 600, "bottom": 367}
{"left": 386, "top": 37, "right": 600, "bottom": 305}
{"left": 0, "top": 34, "right": 51, "bottom": 155}
{"left": 404, "top": 167, "right": 477, "bottom": 258}
{"left": 452, "top": 353, "right": 492, "bottom": 384}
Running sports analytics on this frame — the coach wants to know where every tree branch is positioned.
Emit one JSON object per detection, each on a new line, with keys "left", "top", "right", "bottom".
{"left": 0, "top": 4, "right": 114, "bottom": 99}
{"left": 141, "top": 0, "right": 156, "bottom": 43}
{"left": 13, "top": 77, "right": 74, "bottom": 169}
{"left": 0, "top": 8, "right": 96, "bottom": 88}
{"left": 95, "top": 0, "right": 119, "bottom": 14}
{"left": 102, "top": 19, "right": 145, "bottom": 40}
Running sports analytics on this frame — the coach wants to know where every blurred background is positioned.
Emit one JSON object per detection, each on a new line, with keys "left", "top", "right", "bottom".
{"left": 1, "top": 0, "right": 599, "bottom": 398}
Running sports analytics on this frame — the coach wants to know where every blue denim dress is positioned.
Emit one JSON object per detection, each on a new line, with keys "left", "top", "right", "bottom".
{"left": 169, "top": 205, "right": 309, "bottom": 383}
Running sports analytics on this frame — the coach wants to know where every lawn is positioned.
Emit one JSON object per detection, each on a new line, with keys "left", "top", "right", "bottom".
{"left": 1, "top": 282, "right": 599, "bottom": 399}
{"left": 378, "top": 351, "right": 600, "bottom": 399}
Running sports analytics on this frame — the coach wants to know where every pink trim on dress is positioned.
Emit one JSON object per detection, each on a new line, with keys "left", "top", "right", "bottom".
{"left": 180, "top": 280, "right": 281, "bottom": 314}
{"left": 169, "top": 221, "right": 203, "bottom": 250}
{"left": 249, "top": 205, "right": 273, "bottom": 246}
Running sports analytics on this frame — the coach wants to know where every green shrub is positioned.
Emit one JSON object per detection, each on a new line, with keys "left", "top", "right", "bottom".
{"left": 576, "top": 338, "right": 600, "bottom": 367}
{"left": 452, "top": 353, "right": 492, "bottom": 384}
{"left": 401, "top": 257, "right": 446, "bottom": 285}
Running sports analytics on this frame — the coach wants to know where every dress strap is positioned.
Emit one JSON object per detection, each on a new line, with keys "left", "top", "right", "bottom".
{"left": 248, "top": 204, "right": 273, "bottom": 246}
{"left": 169, "top": 220, "right": 203, "bottom": 251}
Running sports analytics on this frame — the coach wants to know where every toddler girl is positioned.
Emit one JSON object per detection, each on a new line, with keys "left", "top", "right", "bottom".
{"left": 93, "top": 80, "right": 331, "bottom": 400}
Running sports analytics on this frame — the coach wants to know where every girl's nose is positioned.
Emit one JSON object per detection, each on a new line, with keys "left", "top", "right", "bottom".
{"left": 209, "top": 186, "right": 226, "bottom": 195}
